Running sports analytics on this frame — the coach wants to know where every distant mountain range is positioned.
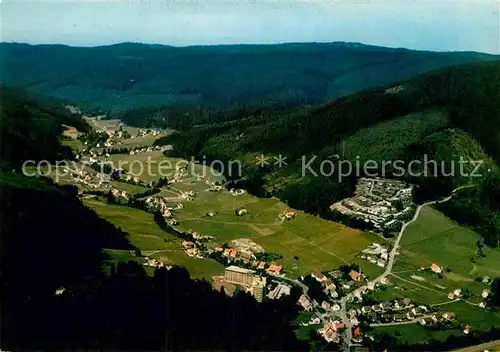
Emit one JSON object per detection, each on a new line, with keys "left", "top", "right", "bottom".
{"left": 0, "top": 42, "right": 498, "bottom": 117}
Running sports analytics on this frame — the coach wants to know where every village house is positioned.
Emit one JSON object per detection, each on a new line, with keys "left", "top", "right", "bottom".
{"left": 322, "top": 301, "right": 331, "bottom": 310}
{"left": 482, "top": 289, "right": 490, "bottom": 298}
{"left": 236, "top": 208, "right": 248, "bottom": 216}
{"left": 318, "top": 320, "right": 346, "bottom": 343}
{"left": 352, "top": 327, "right": 363, "bottom": 343}
{"left": 329, "top": 270, "right": 343, "bottom": 278}
{"left": 312, "top": 271, "right": 327, "bottom": 282}
{"left": 453, "top": 288, "right": 462, "bottom": 297}
{"left": 448, "top": 292, "right": 456, "bottom": 300}
{"left": 402, "top": 298, "right": 413, "bottom": 307}
{"left": 182, "top": 241, "right": 194, "bottom": 249}
{"left": 443, "top": 312, "right": 456, "bottom": 321}
{"left": 324, "top": 279, "right": 336, "bottom": 290}
{"left": 257, "top": 261, "right": 266, "bottom": 270}
{"left": 479, "top": 302, "right": 487, "bottom": 309}
{"left": 393, "top": 314, "right": 405, "bottom": 322}
{"left": 268, "top": 283, "right": 291, "bottom": 300}
{"left": 463, "top": 325, "right": 472, "bottom": 335}
{"left": 411, "top": 307, "right": 423, "bottom": 316}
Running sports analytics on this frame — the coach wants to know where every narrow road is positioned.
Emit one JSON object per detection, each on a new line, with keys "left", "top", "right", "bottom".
{"left": 336, "top": 186, "right": 473, "bottom": 351}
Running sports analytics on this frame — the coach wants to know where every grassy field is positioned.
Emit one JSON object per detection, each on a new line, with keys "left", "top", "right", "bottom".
{"left": 84, "top": 199, "right": 225, "bottom": 279}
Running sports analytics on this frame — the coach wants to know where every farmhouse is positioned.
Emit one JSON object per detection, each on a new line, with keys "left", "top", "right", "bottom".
{"left": 267, "top": 283, "right": 291, "bottom": 300}
{"left": 236, "top": 208, "right": 248, "bottom": 216}
{"left": 352, "top": 327, "right": 363, "bottom": 343}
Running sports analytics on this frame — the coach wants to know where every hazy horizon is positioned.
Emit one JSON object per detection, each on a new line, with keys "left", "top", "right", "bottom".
{"left": 2, "top": 0, "right": 499, "bottom": 54}
{"left": 1, "top": 39, "right": 498, "bottom": 55}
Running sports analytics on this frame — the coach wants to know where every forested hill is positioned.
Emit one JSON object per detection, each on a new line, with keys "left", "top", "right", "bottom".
{"left": 0, "top": 85, "right": 89, "bottom": 169}
{"left": 0, "top": 42, "right": 497, "bottom": 123}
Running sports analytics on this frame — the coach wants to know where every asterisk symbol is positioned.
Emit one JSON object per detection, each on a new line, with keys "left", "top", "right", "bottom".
{"left": 274, "top": 154, "right": 288, "bottom": 168}
{"left": 255, "top": 154, "right": 270, "bottom": 167}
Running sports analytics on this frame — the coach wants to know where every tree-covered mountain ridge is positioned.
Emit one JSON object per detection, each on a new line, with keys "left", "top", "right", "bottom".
{"left": 0, "top": 41, "right": 498, "bottom": 124}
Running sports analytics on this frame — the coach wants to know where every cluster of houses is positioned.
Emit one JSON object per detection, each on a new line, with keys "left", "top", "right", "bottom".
{"left": 128, "top": 145, "right": 163, "bottom": 156}
{"left": 311, "top": 271, "right": 341, "bottom": 299}
{"left": 330, "top": 177, "right": 414, "bottom": 231}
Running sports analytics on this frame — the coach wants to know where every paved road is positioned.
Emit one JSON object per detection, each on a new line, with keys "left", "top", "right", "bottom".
{"left": 336, "top": 186, "right": 475, "bottom": 351}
